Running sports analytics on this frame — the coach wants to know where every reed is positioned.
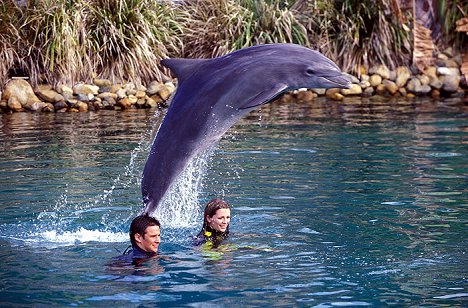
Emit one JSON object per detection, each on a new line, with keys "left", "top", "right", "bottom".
{"left": 181, "top": 0, "right": 307, "bottom": 58}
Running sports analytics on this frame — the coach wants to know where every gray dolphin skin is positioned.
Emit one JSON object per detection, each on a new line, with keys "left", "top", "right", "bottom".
{"left": 141, "top": 43, "right": 351, "bottom": 214}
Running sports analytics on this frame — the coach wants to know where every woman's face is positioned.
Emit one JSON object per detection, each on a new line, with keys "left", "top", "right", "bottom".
{"left": 207, "top": 208, "right": 231, "bottom": 232}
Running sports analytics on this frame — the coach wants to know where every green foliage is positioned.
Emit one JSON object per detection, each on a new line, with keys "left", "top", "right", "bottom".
{"left": 294, "top": 0, "right": 412, "bottom": 72}
{"left": 0, "top": 0, "right": 465, "bottom": 86}
{"left": 182, "top": 0, "right": 307, "bottom": 58}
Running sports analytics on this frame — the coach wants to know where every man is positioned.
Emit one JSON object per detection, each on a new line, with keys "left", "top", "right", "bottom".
{"left": 127, "top": 214, "right": 161, "bottom": 259}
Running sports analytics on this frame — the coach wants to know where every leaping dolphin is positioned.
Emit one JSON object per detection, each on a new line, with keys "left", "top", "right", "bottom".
{"left": 142, "top": 43, "right": 351, "bottom": 214}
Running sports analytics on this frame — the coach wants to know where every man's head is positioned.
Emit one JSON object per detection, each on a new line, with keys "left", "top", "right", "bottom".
{"left": 129, "top": 215, "right": 161, "bottom": 253}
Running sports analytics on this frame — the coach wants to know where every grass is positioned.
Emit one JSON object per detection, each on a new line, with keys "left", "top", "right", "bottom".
{"left": 0, "top": 0, "right": 466, "bottom": 87}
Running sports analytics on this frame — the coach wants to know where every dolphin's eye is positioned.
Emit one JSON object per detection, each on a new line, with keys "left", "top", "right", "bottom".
{"left": 305, "top": 68, "right": 315, "bottom": 76}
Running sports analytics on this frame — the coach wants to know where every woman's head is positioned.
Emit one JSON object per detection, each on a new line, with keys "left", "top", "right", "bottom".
{"left": 203, "top": 198, "right": 231, "bottom": 233}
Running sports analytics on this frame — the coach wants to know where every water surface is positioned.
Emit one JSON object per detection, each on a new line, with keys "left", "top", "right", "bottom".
{"left": 0, "top": 97, "right": 467, "bottom": 306}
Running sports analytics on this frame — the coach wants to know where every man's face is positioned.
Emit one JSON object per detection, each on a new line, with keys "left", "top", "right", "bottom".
{"left": 135, "top": 225, "right": 161, "bottom": 253}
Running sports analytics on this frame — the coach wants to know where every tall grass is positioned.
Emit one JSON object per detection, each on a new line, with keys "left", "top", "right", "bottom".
{"left": 181, "top": 0, "right": 307, "bottom": 58}
{"left": 293, "top": 0, "right": 413, "bottom": 73}
{"left": 0, "top": 1, "right": 23, "bottom": 86}
{"left": 0, "top": 0, "right": 466, "bottom": 87}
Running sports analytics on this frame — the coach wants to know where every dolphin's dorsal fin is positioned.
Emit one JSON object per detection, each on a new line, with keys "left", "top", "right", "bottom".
{"left": 238, "top": 83, "right": 289, "bottom": 110}
{"left": 161, "top": 58, "right": 210, "bottom": 85}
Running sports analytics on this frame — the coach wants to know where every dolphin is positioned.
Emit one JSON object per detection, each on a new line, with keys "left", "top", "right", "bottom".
{"left": 142, "top": 43, "right": 351, "bottom": 214}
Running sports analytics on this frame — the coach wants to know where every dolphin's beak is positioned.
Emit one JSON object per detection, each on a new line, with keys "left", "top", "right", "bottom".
{"left": 321, "top": 74, "right": 352, "bottom": 89}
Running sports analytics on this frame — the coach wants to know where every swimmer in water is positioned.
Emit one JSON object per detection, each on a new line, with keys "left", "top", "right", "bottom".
{"left": 126, "top": 214, "right": 161, "bottom": 258}
{"left": 193, "top": 198, "right": 231, "bottom": 248}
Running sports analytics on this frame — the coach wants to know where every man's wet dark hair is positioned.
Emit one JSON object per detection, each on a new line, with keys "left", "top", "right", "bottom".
{"left": 129, "top": 214, "right": 161, "bottom": 247}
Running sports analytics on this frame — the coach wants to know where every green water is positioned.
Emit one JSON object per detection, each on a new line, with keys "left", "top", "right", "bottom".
{"left": 0, "top": 97, "right": 466, "bottom": 306}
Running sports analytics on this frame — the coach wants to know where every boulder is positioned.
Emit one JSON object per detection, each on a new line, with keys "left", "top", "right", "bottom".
{"left": 93, "top": 78, "right": 112, "bottom": 87}
{"left": 56, "top": 85, "right": 74, "bottom": 100}
{"left": 395, "top": 66, "right": 411, "bottom": 87}
{"left": 441, "top": 75, "right": 460, "bottom": 92}
{"left": 24, "top": 101, "right": 48, "bottom": 112}
{"left": 341, "top": 84, "right": 362, "bottom": 95}
{"left": 97, "top": 92, "right": 118, "bottom": 100}
{"left": 146, "top": 81, "right": 162, "bottom": 96}
{"left": 369, "top": 74, "right": 382, "bottom": 87}
{"left": 8, "top": 97, "right": 24, "bottom": 112}
{"left": 116, "top": 98, "right": 133, "bottom": 109}
{"left": 158, "top": 84, "right": 173, "bottom": 100}
{"left": 437, "top": 67, "right": 460, "bottom": 76}
{"left": 311, "top": 88, "right": 326, "bottom": 95}
{"left": 116, "top": 88, "right": 127, "bottom": 99}
{"left": 35, "top": 87, "right": 65, "bottom": 103}
{"left": 369, "top": 64, "right": 390, "bottom": 79}
{"left": 73, "top": 83, "right": 99, "bottom": 95}
{"left": 382, "top": 80, "right": 398, "bottom": 95}
{"left": 3, "top": 79, "right": 42, "bottom": 107}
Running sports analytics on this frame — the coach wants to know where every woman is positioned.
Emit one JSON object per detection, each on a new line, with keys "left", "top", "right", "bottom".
{"left": 193, "top": 198, "right": 231, "bottom": 247}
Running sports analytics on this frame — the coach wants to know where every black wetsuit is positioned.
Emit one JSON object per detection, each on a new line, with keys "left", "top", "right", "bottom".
{"left": 112, "top": 244, "right": 157, "bottom": 264}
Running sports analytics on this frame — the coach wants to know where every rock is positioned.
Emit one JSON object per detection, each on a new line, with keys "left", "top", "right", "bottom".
{"left": 329, "top": 92, "right": 344, "bottom": 101}
{"left": 437, "top": 67, "right": 460, "bottom": 76}
{"left": 325, "top": 88, "right": 341, "bottom": 98}
{"left": 363, "top": 87, "right": 374, "bottom": 96}
{"left": 407, "top": 78, "right": 431, "bottom": 94}
{"left": 35, "top": 86, "right": 64, "bottom": 103}
{"left": 398, "top": 87, "right": 407, "bottom": 96}
{"left": 369, "top": 64, "right": 390, "bottom": 79}
{"left": 158, "top": 84, "right": 173, "bottom": 100}
{"left": 369, "top": 74, "right": 382, "bottom": 87}
{"left": 395, "top": 66, "right": 411, "bottom": 87}
{"left": 437, "top": 53, "right": 449, "bottom": 61}
{"left": 54, "top": 101, "right": 68, "bottom": 111}
{"left": 76, "top": 93, "right": 94, "bottom": 102}
{"left": 441, "top": 75, "right": 460, "bottom": 92}
{"left": 430, "top": 77, "right": 443, "bottom": 89}
{"left": 93, "top": 78, "right": 112, "bottom": 87}
{"left": 296, "top": 90, "right": 316, "bottom": 102}
{"left": 116, "top": 88, "right": 127, "bottom": 99}
{"left": 102, "top": 96, "right": 116, "bottom": 108}
{"left": 97, "top": 92, "right": 118, "bottom": 100}
{"left": 24, "top": 101, "right": 47, "bottom": 112}
{"left": 109, "top": 84, "right": 123, "bottom": 93}
{"left": 360, "top": 74, "right": 370, "bottom": 82}
{"left": 359, "top": 80, "right": 371, "bottom": 89}
{"left": 42, "top": 103, "right": 55, "bottom": 112}
{"left": 116, "top": 98, "right": 133, "bottom": 109}
{"left": 56, "top": 85, "right": 74, "bottom": 100}
{"left": 375, "top": 84, "right": 387, "bottom": 95}
{"left": 417, "top": 75, "right": 431, "bottom": 86}
{"left": 136, "top": 98, "right": 146, "bottom": 108}
{"left": 74, "top": 101, "right": 89, "bottom": 112}
{"left": 383, "top": 80, "right": 398, "bottom": 95}
{"left": 311, "top": 88, "right": 326, "bottom": 95}
{"left": 8, "top": 97, "right": 24, "bottom": 112}
{"left": 3, "top": 79, "right": 42, "bottom": 107}
{"left": 341, "top": 84, "right": 362, "bottom": 95}
{"left": 423, "top": 66, "right": 438, "bottom": 82}
{"left": 145, "top": 97, "right": 159, "bottom": 108}
{"left": 146, "top": 81, "right": 161, "bottom": 96}
{"left": 164, "top": 81, "right": 176, "bottom": 93}
{"left": 443, "top": 59, "right": 459, "bottom": 68}
{"left": 73, "top": 83, "right": 99, "bottom": 95}
{"left": 431, "top": 89, "right": 440, "bottom": 98}
{"left": 93, "top": 101, "right": 104, "bottom": 110}
{"left": 135, "top": 90, "right": 146, "bottom": 99}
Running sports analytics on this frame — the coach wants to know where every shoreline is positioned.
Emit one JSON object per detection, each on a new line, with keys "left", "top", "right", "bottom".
{"left": 1, "top": 60, "right": 466, "bottom": 114}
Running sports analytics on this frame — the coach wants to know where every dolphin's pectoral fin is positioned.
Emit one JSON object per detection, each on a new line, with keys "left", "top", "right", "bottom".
{"left": 238, "top": 84, "right": 289, "bottom": 110}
